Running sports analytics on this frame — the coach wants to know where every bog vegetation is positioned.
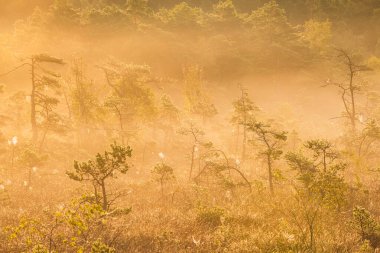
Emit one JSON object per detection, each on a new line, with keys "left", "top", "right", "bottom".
{"left": 1, "top": 0, "right": 380, "bottom": 252}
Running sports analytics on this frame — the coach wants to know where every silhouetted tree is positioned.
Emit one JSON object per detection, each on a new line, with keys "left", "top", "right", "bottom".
{"left": 102, "top": 61, "right": 156, "bottom": 144}
{"left": 323, "top": 49, "right": 371, "bottom": 133}
{"left": 67, "top": 143, "right": 132, "bottom": 210}
{"left": 231, "top": 86, "right": 258, "bottom": 162}
{"left": 178, "top": 122, "right": 205, "bottom": 180}
{"left": 247, "top": 120, "right": 287, "bottom": 194}
{"left": 152, "top": 162, "right": 175, "bottom": 198}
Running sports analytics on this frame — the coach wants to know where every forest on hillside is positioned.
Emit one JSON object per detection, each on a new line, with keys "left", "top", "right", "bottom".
{"left": 1, "top": 0, "right": 380, "bottom": 252}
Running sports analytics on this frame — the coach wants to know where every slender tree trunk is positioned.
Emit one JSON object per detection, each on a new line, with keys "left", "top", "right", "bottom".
{"left": 31, "top": 58, "right": 38, "bottom": 143}
{"left": 350, "top": 84, "right": 356, "bottom": 132}
{"left": 118, "top": 111, "right": 125, "bottom": 145}
{"left": 93, "top": 183, "right": 99, "bottom": 205}
{"left": 267, "top": 153, "right": 274, "bottom": 194}
{"left": 101, "top": 181, "right": 107, "bottom": 211}
{"left": 308, "top": 213, "right": 318, "bottom": 253}
{"left": 189, "top": 145, "right": 195, "bottom": 181}
{"left": 242, "top": 89, "right": 247, "bottom": 162}
{"left": 309, "top": 223, "right": 314, "bottom": 252}
{"left": 62, "top": 82, "right": 72, "bottom": 120}
{"left": 349, "top": 68, "right": 357, "bottom": 133}
{"left": 242, "top": 124, "right": 246, "bottom": 162}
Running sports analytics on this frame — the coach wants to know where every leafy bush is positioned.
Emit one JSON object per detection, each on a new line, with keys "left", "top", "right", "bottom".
{"left": 196, "top": 206, "right": 224, "bottom": 228}
{"left": 352, "top": 206, "right": 380, "bottom": 248}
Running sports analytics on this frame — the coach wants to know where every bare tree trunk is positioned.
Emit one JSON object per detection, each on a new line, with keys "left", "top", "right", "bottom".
{"left": 93, "top": 183, "right": 99, "bottom": 205}
{"left": 267, "top": 153, "right": 274, "bottom": 194}
{"left": 189, "top": 145, "right": 195, "bottom": 181}
{"left": 309, "top": 223, "right": 314, "bottom": 252}
{"left": 349, "top": 72, "right": 356, "bottom": 133}
{"left": 241, "top": 89, "right": 247, "bottom": 162}
{"left": 101, "top": 181, "right": 107, "bottom": 211}
{"left": 242, "top": 124, "right": 246, "bottom": 162}
{"left": 31, "top": 58, "right": 38, "bottom": 143}
{"left": 322, "top": 151, "right": 327, "bottom": 172}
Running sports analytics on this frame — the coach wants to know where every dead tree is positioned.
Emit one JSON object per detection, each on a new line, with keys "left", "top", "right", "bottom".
{"left": 323, "top": 49, "right": 371, "bottom": 133}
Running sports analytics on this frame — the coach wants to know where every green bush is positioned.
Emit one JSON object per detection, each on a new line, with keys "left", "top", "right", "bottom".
{"left": 196, "top": 206, "right": 224, "bottom": 228}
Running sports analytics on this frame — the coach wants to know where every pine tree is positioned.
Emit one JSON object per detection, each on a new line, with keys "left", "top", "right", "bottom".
{"left": 67, "top": 143, "right": 132, "bottom": 210}
{"left": 29, "top": 54, "right": 66, "bottom": 148}
{"left": 231, "top": 86, "right": 258, "bottom": 162}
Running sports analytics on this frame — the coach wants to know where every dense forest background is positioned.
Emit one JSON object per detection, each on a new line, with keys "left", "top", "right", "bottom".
{"left": 1, "top": 0, "right": 380, "bottom": 252}
{"left": 2, "top": 0, "right": 380, "bottom": 137}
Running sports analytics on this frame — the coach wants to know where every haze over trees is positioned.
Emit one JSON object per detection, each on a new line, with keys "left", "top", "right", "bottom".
{"left": 1, "top": 0, "right": 380, "bottom": 252}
